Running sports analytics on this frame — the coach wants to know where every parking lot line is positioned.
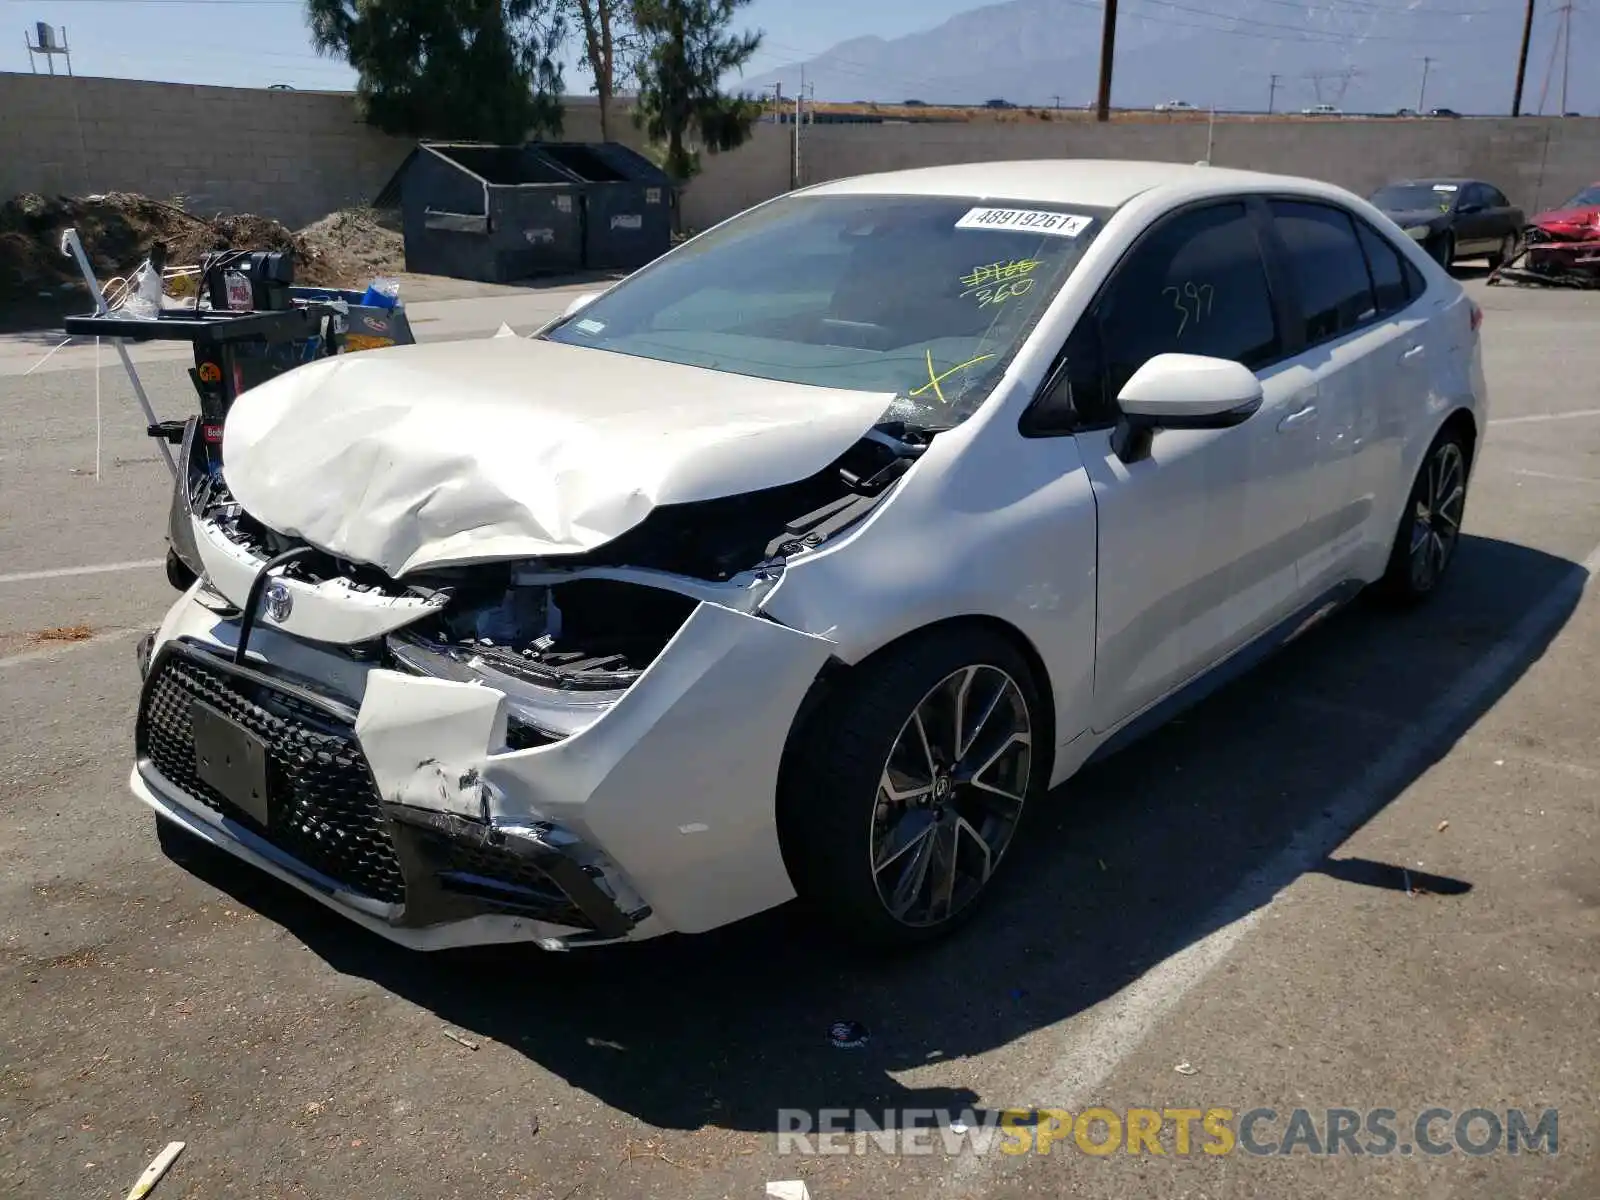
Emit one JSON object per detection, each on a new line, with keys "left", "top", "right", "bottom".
{"left": 1511, "top": 468, "right": 1600, "bottom": 486}
{"left": 1490, "top": 407, "right": 1600, "bottom": 427}
{"left": 949, "top": 535, "right": 1600, "bottom": 1189}
{"left": 0, "top": 558, "right": 164, "bottom": 585}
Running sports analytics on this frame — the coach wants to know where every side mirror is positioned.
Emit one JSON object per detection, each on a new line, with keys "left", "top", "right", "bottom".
{"left": 562, "top": 290, "right": 602, "bottom": 318}
{"left": 1112, "top": 353, "right": 1263, "bottom": 463}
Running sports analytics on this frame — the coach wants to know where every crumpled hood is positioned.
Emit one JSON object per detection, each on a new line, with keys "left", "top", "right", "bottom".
{"left": 222, "top": 336, "right": 896, "bottom": 577}
{"left": 1529, "top": 205, "right": 1600, "bottom": 232}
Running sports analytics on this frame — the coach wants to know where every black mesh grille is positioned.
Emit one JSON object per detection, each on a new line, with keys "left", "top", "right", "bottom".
{"left": 418, "top": 831, "right": 595, "bottom": 930}
{"left": 139, "top": 648, "right": 406, "bottom": 904}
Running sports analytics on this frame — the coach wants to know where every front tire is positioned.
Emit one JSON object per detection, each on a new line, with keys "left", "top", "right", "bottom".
{"left": 1376, "top": 426, "right": 1470, "bottom": 606}
{"left": 778, "top": 628, "right": 1046, "bottom": 948}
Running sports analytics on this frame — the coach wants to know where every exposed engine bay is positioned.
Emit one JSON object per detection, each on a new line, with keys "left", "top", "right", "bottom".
{"left": 177, "top": 418, "right": 935, "bottom": 734}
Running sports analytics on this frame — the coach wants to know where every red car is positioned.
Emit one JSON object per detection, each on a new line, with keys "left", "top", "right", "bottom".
{"left": 1528, "top": 182, "right": 1600, "bottom": 239}
{"left": 1524, "top": 182, "right": 1600, "bottom": 280}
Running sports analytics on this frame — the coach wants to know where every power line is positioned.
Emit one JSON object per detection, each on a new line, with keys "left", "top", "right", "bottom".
{"left": 1124, "top": 0, "right": 1496, "bottom": 45}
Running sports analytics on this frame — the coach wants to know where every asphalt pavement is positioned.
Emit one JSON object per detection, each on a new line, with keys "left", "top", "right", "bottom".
{"left": 1, "top": 273, "right": 1596, "bottom": 1200}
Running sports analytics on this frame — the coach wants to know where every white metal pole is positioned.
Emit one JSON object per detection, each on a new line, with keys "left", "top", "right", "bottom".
{"left": 61, "top": 228, "right": 177, "bottom": 478}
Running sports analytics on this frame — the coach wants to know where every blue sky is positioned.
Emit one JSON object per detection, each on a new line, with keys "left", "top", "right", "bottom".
{"left": 1, "top": 0, "right": 977, "bottom": 90}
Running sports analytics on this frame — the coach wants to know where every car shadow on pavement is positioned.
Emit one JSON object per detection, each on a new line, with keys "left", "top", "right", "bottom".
{"left": 170, "top": 532, "right": 1581, "bottom": 1134}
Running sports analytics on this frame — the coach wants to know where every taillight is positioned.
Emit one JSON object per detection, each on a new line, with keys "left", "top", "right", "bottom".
{"left": 1469, "top": 301, "right": 1483, "bottom": 332}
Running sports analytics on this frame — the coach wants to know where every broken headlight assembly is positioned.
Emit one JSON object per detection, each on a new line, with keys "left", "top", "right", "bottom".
{"left": 388, "top": 575, "right": 702, "bottom": 745}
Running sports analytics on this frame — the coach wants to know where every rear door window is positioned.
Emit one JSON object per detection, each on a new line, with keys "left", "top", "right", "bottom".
{"left": 1269, "top": 200, "right": 1379, "bottom": 345}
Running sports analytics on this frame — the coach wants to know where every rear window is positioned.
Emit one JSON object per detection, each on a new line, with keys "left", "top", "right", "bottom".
{"left": 542, "top": 193, "right": 1111, "bottom": 429}
{"left": 1269, "top": 200, "right": 1378, "bottom": 344}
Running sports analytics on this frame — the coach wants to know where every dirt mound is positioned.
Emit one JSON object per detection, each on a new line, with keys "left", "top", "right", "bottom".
{"left": 296, "top": 207, "right": 404, "bottom": 280}
{"left": 0, "top": 193, "right": 403, "bottom": 327}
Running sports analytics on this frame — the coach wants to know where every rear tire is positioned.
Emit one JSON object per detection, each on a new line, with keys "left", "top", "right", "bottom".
{"left": 1376, "top": 426, "right": 1471, "bottom": 607}
{"left": 1433, "top": 231, "right": 1456, "bottom": 269}
{"left": 778, "top": 627, "right": 1047, "bottom": 949}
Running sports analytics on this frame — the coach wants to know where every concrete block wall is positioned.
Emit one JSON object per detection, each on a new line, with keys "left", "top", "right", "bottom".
{"left": 0, "top": 74, "right": 413, "bottom": 227}
{"left": 5, "top": 71, "right": 1596, "bottom": 240}
{"left": 0, "top": 74, "right": 635, "bottom": 228}
{"left": 798, "top": 118, "right": 1600, "bottom": 216}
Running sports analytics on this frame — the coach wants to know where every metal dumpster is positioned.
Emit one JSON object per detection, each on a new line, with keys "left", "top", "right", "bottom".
{"left": 528, "top": 142, "right": 676, "bottom": 271}
{"left": 385, "top": 142, "right": 586, "bottom": 282}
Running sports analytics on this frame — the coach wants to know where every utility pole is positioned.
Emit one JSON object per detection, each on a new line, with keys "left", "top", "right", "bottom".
{"left": 1095, "top": 0, "right": 1119, "bottom": 123}
{"left": 1417, "top": 56, "right": 1433, "bottom": 112}
{"left": 792, "top": 65, "right": 803, "bottom": 190}
{"left": 1511, "top": 0, "right": 1535, "bottom": 115}
{"left": 1561, "top": 0, "right": 1574, "bottom": 113}
{"left": 1050, "top": 93, "right": 1061, "bottom": 109}
{"left": 1267, "top": 73, "right": 1280, "bottom": 114}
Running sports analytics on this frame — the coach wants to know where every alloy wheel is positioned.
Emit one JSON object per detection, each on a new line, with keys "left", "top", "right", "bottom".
{"left": 1409, "top": 441, "right": 1466, "bottom": 592}
{"left": 870, "top": 664, "right": 1032, "bottom": 927}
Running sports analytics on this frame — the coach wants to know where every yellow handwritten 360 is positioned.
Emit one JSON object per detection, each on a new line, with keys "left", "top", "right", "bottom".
{"left": 961, "top": 258, "right": 1041, "bottom": 308}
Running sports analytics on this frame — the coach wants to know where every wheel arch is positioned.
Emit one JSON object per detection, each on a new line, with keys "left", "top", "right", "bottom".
{"left": 1439, "top": 405, "right": 1478, "bottom": 468}
{"left": 778, "top": 613, "right": 1059, "bottom": 787}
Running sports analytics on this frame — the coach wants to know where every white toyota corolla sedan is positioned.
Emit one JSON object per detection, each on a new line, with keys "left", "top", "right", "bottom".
{"left": 135, "top": 160, "right": 1486, "bottom": 951}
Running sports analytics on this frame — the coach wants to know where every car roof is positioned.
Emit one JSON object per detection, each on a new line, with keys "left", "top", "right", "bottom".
{"left": 800, "top": 158, "right": 1357, "bottom": 209}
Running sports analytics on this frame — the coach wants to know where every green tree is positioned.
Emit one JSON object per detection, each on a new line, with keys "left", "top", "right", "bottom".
{"left": 307, "top": 0, "right": 567, "bottom": 143}
{"left": 565, "top": 0, "right": 642, "bottom": 142}
{"left": 631, "top": 0, "right": 763, "bottom": 179}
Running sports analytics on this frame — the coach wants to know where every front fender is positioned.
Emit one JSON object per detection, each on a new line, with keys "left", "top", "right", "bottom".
{"left": 760, "top": 421, "right": 1098, "bottom": 767}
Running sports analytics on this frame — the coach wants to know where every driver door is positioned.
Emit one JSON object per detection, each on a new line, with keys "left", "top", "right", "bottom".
{"left": 1055, "top": 200, "right": 1321, "bottom": 733}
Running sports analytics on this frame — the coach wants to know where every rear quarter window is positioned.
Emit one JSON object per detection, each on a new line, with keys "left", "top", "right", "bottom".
{"left": 1269, "top": 200, "right": 1379, "bottom": 344}
{"left": 1353, "top": 218, "right": 1412, "bottom": 315}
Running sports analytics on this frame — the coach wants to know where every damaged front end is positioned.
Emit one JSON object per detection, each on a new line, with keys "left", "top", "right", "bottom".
{"left": 137, "top": 415, "right": 930, "bottom": 947}
{"left": 1489, "top": 224, "right": 1600, "bottom": 289}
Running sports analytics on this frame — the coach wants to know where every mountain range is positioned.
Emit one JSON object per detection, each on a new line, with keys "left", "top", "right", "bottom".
{"left": 745, "top": 0, "right": 1594, "bottom": 117}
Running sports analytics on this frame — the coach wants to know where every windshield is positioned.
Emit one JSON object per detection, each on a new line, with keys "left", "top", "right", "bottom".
{"left": 1558, "top": 185, "right": 1600, "bottom": 209}
{"left": 541, "top": 192, "right": 1110, "bottom": 428}
{"left": 1370, "top": 183, "right": 1457, "bottom": 212}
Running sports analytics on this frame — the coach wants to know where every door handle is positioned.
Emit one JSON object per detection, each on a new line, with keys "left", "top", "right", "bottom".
{"left": 1402, "top": 344, "right": 1425, "bottom": 360}
{"left": 1277, "top": 404, "right": 1317, "bottom": 432}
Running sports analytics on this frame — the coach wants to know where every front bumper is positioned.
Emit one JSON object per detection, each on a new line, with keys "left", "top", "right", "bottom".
{"left": 133, "top": 589, "right": 834, "bottom": 949}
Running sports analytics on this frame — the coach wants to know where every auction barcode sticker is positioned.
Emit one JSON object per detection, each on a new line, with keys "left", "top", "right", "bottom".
{"left": 955, "top": 208, "right": 1093, "bottom": 237}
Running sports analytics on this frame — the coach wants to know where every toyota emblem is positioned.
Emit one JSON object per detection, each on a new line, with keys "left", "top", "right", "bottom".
{"left": 263, "top": 580, "right": 293, "bottom": 623}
